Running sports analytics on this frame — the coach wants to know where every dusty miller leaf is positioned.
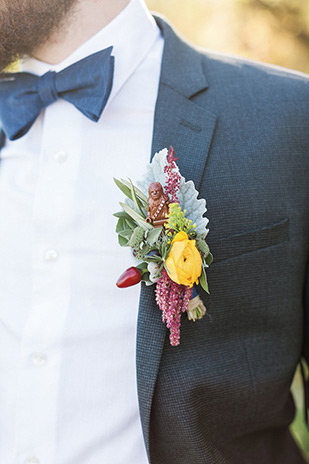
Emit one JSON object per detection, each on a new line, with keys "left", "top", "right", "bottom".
{"left": 137, "top": 149, "right": 209, "bottom": 236}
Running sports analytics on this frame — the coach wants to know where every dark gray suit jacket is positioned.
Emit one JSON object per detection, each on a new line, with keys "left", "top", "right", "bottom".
{"left": 136, "top": 16, "right": 309, "bottom": 463}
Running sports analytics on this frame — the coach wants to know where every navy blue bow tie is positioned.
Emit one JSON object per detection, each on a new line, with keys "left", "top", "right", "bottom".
{"left": 0, "top": 47, "right": 114, "bottom": 141}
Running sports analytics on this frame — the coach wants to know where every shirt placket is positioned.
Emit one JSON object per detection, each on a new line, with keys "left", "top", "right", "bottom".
{"left": 15, "top": 103, "right": 82, "bottom": 464}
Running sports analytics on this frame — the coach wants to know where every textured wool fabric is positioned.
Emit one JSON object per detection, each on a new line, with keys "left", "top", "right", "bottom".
{"left": 136, "top": 16, "right": 309, "bottom": 464}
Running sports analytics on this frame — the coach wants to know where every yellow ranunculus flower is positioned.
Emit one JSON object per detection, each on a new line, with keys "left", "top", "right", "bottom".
{"left": 165, "top": 231, "right": 202, "bottom": 287}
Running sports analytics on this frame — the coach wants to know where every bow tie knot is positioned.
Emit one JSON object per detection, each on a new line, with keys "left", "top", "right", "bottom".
{"left": 0, "top": 47, "right": 114, "bottom": 141}
{"left": 38, "top": 71, "right": 58, "bottom": 107}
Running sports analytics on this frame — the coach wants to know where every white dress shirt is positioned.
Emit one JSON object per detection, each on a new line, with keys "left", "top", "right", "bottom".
{"left": 0, "top": 0, "right": 164, "bottom": 463}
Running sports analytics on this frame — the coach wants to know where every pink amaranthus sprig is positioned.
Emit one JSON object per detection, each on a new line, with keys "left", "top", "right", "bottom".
{"left": 155, "top": 268, "right": 193, "bottom": 346}
{"left": 163, "top": 146, "right": 181, "bottom": 203}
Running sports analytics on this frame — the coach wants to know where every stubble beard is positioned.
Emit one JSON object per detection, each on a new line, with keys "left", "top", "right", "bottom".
{"left": 0, "top": 0, "right": 79, "bottom": 71}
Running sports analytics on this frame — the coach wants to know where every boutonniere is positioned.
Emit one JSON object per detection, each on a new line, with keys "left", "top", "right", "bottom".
{"left": 114, "top": 147, "right": 213, "bottom": 346}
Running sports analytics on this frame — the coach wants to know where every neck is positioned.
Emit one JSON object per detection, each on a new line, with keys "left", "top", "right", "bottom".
{"left": 32, "top": 0, "right": 131, "bottom": 65}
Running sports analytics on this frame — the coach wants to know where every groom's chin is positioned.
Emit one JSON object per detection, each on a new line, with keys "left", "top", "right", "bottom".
{"left": 0, "top": 0, "right": 79, "bottom": 72}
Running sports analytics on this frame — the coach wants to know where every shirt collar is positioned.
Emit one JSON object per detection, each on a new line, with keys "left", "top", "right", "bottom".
{"left": 20, "top": 0, "right": 162, "bottom": 104}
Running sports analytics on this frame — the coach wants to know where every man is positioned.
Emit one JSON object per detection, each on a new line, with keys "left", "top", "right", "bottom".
{"left": 0, "top": 0, "right": 308, "bottom": 463}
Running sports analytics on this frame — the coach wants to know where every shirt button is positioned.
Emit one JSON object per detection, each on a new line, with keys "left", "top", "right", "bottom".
{"left": 45, "top": 249, "right": 59, "bottom": 262}
{"left": 26, "top": 458, "right": 40, "bottom": 464}
{"left": 54, "top": 150, "right": 68, "bottom": 163}
{"left": 32, "top": 353, "right": 47, "bottom": 367}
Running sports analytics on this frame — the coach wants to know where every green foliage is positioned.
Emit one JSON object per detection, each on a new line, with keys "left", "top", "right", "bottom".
{"left": 135, "top": 262, "right": 150, "bottom": 279}
{"left": 114, "top": 178, "right": 148, "bottom": 209}
{"left": 199, "top": 267, "right": 209, "bottom": 294}
{"left": 128, "top": 226, "right": 145, "bottom": 248}
{"left": 114, "top": 178, "right": 147, "bottom": 237}
{"left": 157, "top": 235, "right": 172, "bottom": 261}
{"left": 128, "top": 178, "right": 146, "bottom": 216}
{"left": 165, "top": 203, "right": 197, "bottom": 237}
{"left": 115, "top": 215, "right": 134, "bottom": 247}
{"left": 118, "top": 235, "right": 129, "bottom": 247}
{"left": 290, "top": 364, "right": 309, "bottom": 461}
{"left": 146, "top": 227, "right": 163, "bottom": 246}
{"left": 205, "top": 252, "right": 213, "bottom": 267}
{"left": 134, "top": 242, "right": 153, "bottom": 261}
{"left": 119, "top": 202, "right": 153, "bottom": 231}
{"left": 196, "top": 236, "right": 210, "bottom": 257}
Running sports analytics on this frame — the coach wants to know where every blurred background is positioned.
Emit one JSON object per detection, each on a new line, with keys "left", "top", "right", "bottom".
{"left": 145, "top": 0, "right": 309, "bottom": 459}
{"left": 146, "top": 0, "right": 309, "bottom": 73}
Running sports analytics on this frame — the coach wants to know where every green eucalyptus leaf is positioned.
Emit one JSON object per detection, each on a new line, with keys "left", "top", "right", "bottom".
{"left": 196, "top": 239, "right": 210, "bottom": 257}
{"left": 114, "top": 178, "right": 148, "bottom": 211}
{"left": 118, "top": 235, "right": 129, "bottom": 247}
{"left": 114, "top": 178, "right": 133, "bottom": 201}
{"left": 147, "top": 227, "right": 163, "bottom": 246}
{"left": 116, "top": 217, "right": 126, "bottom": 233}
{"left": 136, "top": 263, "right": 151, "bottom": 278}
{"left": 199, "top": 268, "right": 209, "bottom": 294}
{"left": 129, "top": 178, "right": 145, "bottom": 217}
{"left": 205, "top": 252, "right": 213, "bottom": 267}
{"left": 118, "top": 229, "right": 133, "bottom": 238}
{"left": 124, "top": 218, "right": 136, "bottom": 230}
{"left": 120, "top": 178, "right": 148, "bottom": 206}
{"left": 141, "top": 271, "right": 151, "bottom": 283}
{"left": 120, "top": 202, "right": 153, "bottom": 231}
{"left": 136, "top": 262, "right": 148, "bottom": 273}
{"left": 113, "top": 211, "right": 132, "bottom": 219}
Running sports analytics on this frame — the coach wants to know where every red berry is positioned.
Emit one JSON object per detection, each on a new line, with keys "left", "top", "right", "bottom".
{"left": 116, "top": 267, "right": 142, "bottom": 288}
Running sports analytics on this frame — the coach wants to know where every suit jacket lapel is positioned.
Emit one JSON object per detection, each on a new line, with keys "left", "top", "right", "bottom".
{"left": 136, "top": 16, "right": 218, "bottom": 456}
{"left": 151, "top": 17, "right": 218, "bottom": 187}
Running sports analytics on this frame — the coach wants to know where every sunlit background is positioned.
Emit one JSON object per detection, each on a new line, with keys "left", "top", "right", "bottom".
{"left": 146, "top": 0, "right": 309, "bottom": 73}
{"left": 145, "top": 0, "right": 309, "bottom": 460}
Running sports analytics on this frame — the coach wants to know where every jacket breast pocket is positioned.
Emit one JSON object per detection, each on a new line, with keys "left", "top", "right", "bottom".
{"left": 210, "top": 217, "right": 289, "bottom": 264}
